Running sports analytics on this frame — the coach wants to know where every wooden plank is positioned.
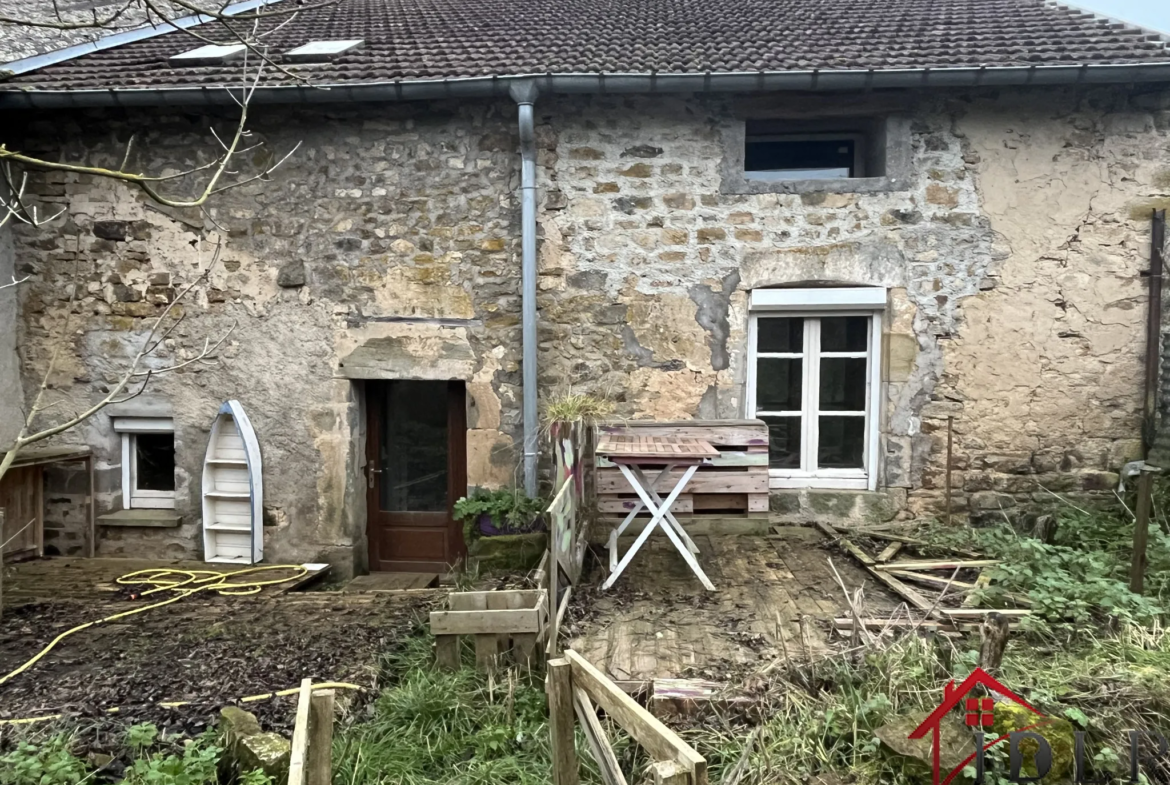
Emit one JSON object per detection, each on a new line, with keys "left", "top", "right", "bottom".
{"left": 650, "top": 760, "right": 690, "bottom": 785}
{"left": 449, "top": 589, "right": 543, "bottom": 610}
{"left": 475, "top": 634, "right": 500, "bottom": 671}
{"left": 565, "top": 650, "right": 707, "bottom": 785}
{"left": 875, "top": 560, "right": 999, "bottom": 572}
{"left": 692, "top": 493, "right": 747, "bottom": 510}
{"left": 596, "top": 468, "right": 767, "bottom": 495}
{"left": 596, "top": 435, "right": 720, "bottom": 456}
{"left": 829, "top": 525, "right": 984, "bottom": 558}
{"left": 574, "top": 686, "right": 628, "bottom": 785}
{"left": 513, "top": 632, "right": 541, "bottom": 670}
{"left": 307, "top": 689, "right": 335, "bottom": 785}
{"left": 548, "top": 586, "right": 572, "bottom": 657}
{"left": 747, "top": 493, "right": 769, "bottom": 513}
{"left": 938, "top": 608, "right": 1030, "bottom": 617}
{"left": 885, "top": 570, "right": 974, "bottom": 591}
{"left": 825, "top": 534, "right": 939, "bottom": 613}
{"left": 597, "top": 421, "right": 769, "bottom": 448}
{"left": 435, "top": 635, "right": 460, "bottom": 670}
{"left": 287, "top": 679, "right": 312, "bottom": 785}
{"left": 876, "top": 542, "right": 903, "bottom": 563}
{"left": 964, "top": 571, "right": 992, "bottom": 608}
{"left": 833, "top": 617, "right": 963, "bottom": 631}
{"left": 598, "top": 495, "right": 694, "bottom": 514}
{"left": 343, "top": 572, "right": 437, "bottom": 592}
{"left": 596, "top": 451, "right": 768, "bottom": 468}
{"left": 430, "top": 608, "right": 543, "bottom": 635}
{"left": 548, "top": 658, "right": 580, "bottom": 785}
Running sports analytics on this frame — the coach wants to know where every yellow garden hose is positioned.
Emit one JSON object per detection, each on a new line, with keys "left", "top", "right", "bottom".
{"left": 0, "top": 565, "right": 311, "bottom": 688}
{"left": 0, "top": 681, "right": 362, "bottom": 726}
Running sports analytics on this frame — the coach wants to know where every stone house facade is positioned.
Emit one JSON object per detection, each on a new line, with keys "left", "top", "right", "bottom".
{"left": 2, "top": 0, "right": 1170, "bottom": 575}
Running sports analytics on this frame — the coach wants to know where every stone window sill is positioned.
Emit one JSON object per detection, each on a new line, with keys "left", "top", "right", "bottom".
{"left": 98, "top": 509, "right": 182, "bottom": 528}
{"left": 722, "top": 174, "right": 907, "bottom": 196}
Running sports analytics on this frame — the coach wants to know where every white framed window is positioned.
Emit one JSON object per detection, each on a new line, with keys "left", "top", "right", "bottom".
{"left": 745, "top": 288, "right": 884, "bottom": 490}
{"left": 113, "top": 417, "right": 176, "bottom": 509}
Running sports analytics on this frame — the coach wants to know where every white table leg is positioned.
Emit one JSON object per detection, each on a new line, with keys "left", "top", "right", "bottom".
{"left": 613, "top": 464, "right": 674, "bottom": 538}
{"left": 629, "top": 464, "right": 700, "bottom": 555}
{"left": 604, "top": 463, "right": 715, "bottom": 592}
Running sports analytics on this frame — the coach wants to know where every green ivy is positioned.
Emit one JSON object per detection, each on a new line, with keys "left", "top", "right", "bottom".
{"left": 923, "top": 498, "right": 1170, "bottom": 635}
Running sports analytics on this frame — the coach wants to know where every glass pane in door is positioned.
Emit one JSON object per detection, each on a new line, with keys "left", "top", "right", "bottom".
{"left": 380, "top": 381, "right": 449, "bottom": 512}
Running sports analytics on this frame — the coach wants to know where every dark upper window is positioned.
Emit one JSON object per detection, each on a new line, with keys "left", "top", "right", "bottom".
{"left": 745, "top": 134, "right": 864, "bottom": 180}
{"left": 741, "top": 119, "right": 888, "bottom": 184}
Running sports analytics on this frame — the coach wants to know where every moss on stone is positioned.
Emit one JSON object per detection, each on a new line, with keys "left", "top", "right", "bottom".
{"left": 469, "top": 532, "right": 548, "bottom": 573}
{"left": 991, "top": 702, "right": 1075, "bottom": 783}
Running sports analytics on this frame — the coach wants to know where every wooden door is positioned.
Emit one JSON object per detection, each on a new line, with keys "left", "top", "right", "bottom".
{"left": 1, "top": 465, "right": 43, "bottom": 561}
{"left": 366, "top": 380, "right": 467, "bottom": 572}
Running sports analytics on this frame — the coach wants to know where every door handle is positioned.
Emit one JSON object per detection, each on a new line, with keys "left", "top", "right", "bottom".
{"left": 367, "top": 467, "right": 382, "bottom": 489}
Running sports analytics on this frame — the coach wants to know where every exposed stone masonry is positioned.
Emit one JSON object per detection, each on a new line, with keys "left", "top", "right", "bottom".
{"left": 7, "top": 84, "right": 1170, "bottom": 568}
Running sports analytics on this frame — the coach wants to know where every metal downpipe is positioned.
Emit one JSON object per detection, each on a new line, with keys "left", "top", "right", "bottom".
{"left": 513, "top": 83, "right": 539, "bottom": 496}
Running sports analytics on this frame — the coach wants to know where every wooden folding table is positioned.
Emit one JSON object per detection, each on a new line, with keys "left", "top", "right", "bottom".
{"left": 596, "top": 434, "right": 718, "bottom": 591}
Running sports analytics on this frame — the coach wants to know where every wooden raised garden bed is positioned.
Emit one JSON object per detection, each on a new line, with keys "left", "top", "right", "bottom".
{"left": 430, "top": 589, "right": 548, "bottom": 671}
{"left": 594, "top": 419, "right": 770, "bottom": 517}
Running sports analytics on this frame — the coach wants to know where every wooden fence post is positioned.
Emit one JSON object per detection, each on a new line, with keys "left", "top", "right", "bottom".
{"left": 548, "top": 658, "right": 579, "bottom": 785}
{"left": 307, "top": 689, "right": 335, "bottom": 785}
{"left": 287, "top": 679, "right": 312, "bottom": 785}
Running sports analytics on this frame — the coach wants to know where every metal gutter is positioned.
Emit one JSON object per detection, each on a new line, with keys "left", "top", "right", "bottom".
{"left": 510, "top": 80, "right": 539, "bottom": 497}
{"left": 1, "top": 0, "right": 286, "bottom": 77}
{"left": 5, "top": 62, "right": 1170, "bottom": 108}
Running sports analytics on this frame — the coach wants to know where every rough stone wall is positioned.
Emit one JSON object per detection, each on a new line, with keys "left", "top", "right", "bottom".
{"left": 7, "top": 85, "right": 1169, "bottom": 569}
{"left": 8, "top": 102, "right": 524, "bottom": 566}
{"left": 533, "top": 87, "right": 1170, "bottom": 524}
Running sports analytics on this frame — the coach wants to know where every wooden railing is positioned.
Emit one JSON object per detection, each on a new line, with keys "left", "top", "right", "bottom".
{"left": 545, "top": 420, "right": 593, "bottom": 656}
{"left": 548, "top": 651, "right": 707, "bottom": 785}
{"left": 287, "top": 679, "right": 336, "bottom": 785}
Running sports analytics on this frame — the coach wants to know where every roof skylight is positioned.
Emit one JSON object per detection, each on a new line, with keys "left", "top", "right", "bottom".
{"left": 284, "top": 39, "right": 364, "bottom": 63}
{"left": 168, "top": 44, "right": 247, "bottom": 67}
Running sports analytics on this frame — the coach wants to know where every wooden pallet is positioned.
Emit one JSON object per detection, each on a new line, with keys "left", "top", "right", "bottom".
{"left": 594, "top": 420, "right": 770, "bottom": 517}
{"left": 430, "top": 589, "right": 548, "bottom": 671}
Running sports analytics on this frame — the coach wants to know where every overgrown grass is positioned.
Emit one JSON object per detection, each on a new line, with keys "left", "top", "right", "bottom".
{"left": 334, "top": 630, "right": 587, "bottom": 785}
{"left": 337, "top": 493, "right": 1170, "bottom": 784}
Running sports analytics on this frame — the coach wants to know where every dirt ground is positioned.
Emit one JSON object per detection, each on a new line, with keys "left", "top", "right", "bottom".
{"left": 0, "top": 581, "right": 437, "bottom": 749}
{"left": 565, "top": 527, "right": 903, "bottom": 684}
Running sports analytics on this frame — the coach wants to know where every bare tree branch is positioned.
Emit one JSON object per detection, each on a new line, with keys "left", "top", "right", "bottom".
{"left": 0, "top": 242, "right": 233, "bottom": 483}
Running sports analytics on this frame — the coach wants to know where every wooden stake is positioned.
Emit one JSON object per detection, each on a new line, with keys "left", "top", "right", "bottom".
{"left": 978, "top": 613, "right": 1011, "bottom": 675}
{"left": 573, "top": 686, "right": 627, "bottom": 785}
{"left": 307, "top": 689, "right": 335, "bottom": 785}
{"left": 1131, "top": 468, "right": 1155, "bottom": 594}
{"left": 435, "top": 635, "right": 460, "bottom": 670}
{"left": 548, "top": 658, "right": 579, "bottom": 785}
{"left": 287, "top": 679, "right": 312, "bottom": 785}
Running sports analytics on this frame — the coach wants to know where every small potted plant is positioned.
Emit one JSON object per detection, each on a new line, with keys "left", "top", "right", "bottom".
{"left": 454, "top": 488, "right": 546, "bottom": 572}
{"left": 454, "top": 487, "right": 545, "bottom": 541}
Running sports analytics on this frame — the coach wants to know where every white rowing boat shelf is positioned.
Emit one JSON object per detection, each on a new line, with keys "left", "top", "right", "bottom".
{"left": 202, "top": 400, "right": 263, "bottom": 564}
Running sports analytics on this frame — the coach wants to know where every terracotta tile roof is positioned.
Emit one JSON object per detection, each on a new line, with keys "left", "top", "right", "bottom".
{"left": 4, "top": 0, "right": 1170, "bottom": 92}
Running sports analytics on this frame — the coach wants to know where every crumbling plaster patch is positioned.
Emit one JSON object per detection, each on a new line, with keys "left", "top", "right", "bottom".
{"left": 934, "top": 89, "right": 1165, "bottom": 519}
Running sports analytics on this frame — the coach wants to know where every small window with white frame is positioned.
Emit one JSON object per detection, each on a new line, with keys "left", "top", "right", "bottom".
{"left": 113, "top": 417, "right": 176, "bottom": 509}
{"left": 745, "top": 287, "right": 884, "bottom": 490}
